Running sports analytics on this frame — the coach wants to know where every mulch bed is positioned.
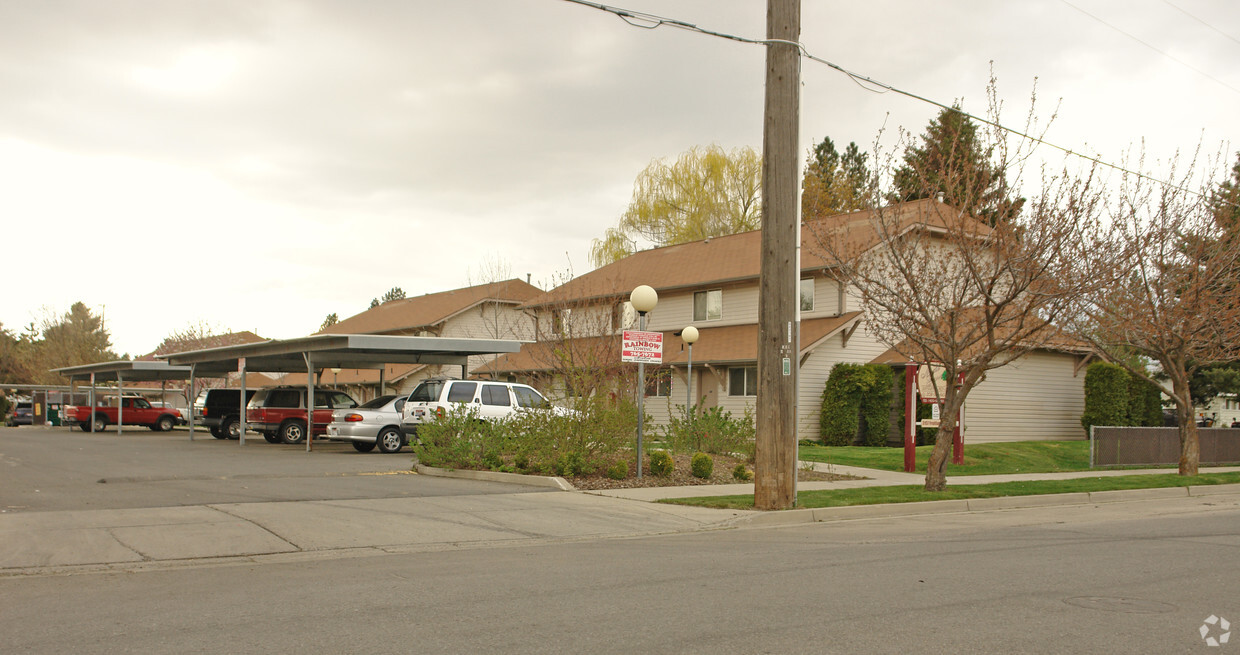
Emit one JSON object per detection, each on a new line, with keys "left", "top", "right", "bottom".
{"left": 566, "top": 452, "right": 860, "bottom": 491}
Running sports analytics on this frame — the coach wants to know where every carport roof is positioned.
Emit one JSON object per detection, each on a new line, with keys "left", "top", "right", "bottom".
{"left": 52, "top": 360, "right": 195, "bottom": 382}
{"left": 157, "top": 333, "right": 525, "bottom": 376}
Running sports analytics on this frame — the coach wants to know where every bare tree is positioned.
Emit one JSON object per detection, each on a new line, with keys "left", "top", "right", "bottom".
{"left": 809, "top": 83, "right": 1110, "bottom": 491}
{"left": 1072, "top": 152, "right": 1240, "bottom": 475}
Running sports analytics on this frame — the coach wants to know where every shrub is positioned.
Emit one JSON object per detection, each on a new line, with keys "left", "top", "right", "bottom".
{"left": 732, "top": 463, "right": 753, "bottom": 481}
{"left": 690, "top": 452, "right": 713, "bottom": 479}
{"left": 1128, "top": 375, "right": 1163, "bottom": 427}
{"left": 606, "top": 460, "right": 628, "bottom": 480}
{"left": 1081, "top": 362, "right": 1129, "bottom": 433}
{"left": 661, "top": 405, "right": 756, "bottom": 459}
{"left": 820, "top": 363, "right": 894, "bottom": 446}
{"left": 648, "top": 450, "right": 674, "bottom": 477}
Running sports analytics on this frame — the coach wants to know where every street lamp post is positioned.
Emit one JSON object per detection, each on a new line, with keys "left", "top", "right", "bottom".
{"left": 682, "top": 326, "right": 699, "bottom": 419}
{"left": 630, "top": 284, "right": 658, "bottom": 479}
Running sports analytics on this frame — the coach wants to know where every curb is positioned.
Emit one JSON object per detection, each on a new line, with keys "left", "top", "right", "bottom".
{"left": 413, "top": 463, "right": 574, "bottom": 491}
{"left": 729, "top": 484, "right": 1240, "bottom": 528}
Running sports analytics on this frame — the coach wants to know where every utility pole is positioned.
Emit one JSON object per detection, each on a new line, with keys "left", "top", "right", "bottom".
{"left": 754, "top": 0, "right": 800, "bottom": 510}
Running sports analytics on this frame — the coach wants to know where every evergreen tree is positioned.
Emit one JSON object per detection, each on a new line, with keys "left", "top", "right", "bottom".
{"left": 892, "top": 105, "right": 1021, "bottom": 225}
{"left": 801, "top": 136, "right": 871, "bottom": 219}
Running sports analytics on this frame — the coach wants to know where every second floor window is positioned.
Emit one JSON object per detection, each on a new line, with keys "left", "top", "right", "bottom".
{"left": 693, "top": 289, "right": 722, "bottom": 322}
{"left": 800, "top": 278, "right": 815, "bottom": 312}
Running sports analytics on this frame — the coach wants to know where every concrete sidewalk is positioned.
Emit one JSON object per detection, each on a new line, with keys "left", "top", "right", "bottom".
{"left": 0, "top": 490, "right": 751, "bottom": 576}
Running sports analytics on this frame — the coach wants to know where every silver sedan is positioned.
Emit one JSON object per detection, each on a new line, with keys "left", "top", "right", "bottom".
{"left": 325, "top": 395, "right": 407, "bottom": 453}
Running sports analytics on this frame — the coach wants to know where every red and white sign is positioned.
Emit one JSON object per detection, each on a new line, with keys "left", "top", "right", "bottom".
{"left": 622, "top": 330, "right": 663, "bottom": 364}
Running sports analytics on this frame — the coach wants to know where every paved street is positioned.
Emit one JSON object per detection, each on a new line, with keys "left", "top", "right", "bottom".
{"left": 4, "top": 425, "right": 1240, "bottom": 653}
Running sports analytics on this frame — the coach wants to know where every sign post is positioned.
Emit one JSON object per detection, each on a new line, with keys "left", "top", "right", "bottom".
{"left": 622, "top": 320, "right": 662, "bottom": 478}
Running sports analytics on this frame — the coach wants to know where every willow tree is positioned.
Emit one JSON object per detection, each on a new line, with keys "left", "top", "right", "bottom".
{"left": 590, "top": 145, "right": 761, "bottom": 267}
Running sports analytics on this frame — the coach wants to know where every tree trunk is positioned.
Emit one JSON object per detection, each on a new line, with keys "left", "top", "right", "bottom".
{"left": 1170, "top": 371, "right": 1199, "bottom": 476}
{"left": 924, "top": 394, "right": 962, "bottom": 492}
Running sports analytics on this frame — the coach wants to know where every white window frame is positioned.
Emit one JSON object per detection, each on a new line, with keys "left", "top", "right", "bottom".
{"left": 693, "top": 289, "right": 723, "bottom": 322}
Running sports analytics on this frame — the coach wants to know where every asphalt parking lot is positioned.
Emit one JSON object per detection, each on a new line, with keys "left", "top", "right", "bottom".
{"left": 0, "top": 425, "right": 544, "bottom": 513}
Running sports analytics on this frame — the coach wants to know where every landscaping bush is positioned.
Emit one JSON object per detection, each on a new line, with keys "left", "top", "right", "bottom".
{"left": 821, "top": 363, "right": 895, "bottom": 446}
{"left": 648, "top": 450, "right": 674, "bottom": 477}
{"left": 1081, "top": 362, "right": 1130, "bottom": 433}
{"left": 1128, "top": 375, "right": 1163, "bottom": 427}
{"left": 412, "top": 403, "right": 503, "bottom": 470}
{"left": 606, "top": 460, "right": 628, "bottom": 480}
{"left": 690, "top": 452, "right": 713, "bottom": 479}
{"left": 732, "top": 463, "right": 753, "bottom": 481}
{"left": 661, "top": 405, "right": 756, "bottom": 459}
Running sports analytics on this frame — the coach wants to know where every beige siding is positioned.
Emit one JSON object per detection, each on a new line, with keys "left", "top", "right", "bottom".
{"left": 962, "top": 351, "right": 1086, "bottom": 442}
{"left": 795, "top": 321, "right": 895, "bottom": 439}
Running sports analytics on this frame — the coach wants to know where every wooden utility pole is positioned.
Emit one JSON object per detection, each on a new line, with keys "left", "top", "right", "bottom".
{"left": 754, "top": 0, "right": 800, "bottom": 510}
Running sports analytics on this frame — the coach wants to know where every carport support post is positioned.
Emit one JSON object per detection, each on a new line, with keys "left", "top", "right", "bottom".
{"left": 305, "top": 352, "right": 315, "bottom": 452}
{"left": 239, "top": 359, "right": 247, "bottom": 446}
{"left": 88, "top": 373, "right": 96, "bottom": 428}
{"left": 116, "top": 371, "right": 123, "bottom": 436}
{"left": 188, "top": 364, "right": 196, "bottom": 441}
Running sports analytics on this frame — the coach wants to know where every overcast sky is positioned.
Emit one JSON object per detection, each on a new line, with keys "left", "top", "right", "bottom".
{"left": 2, "top": 0, "right": 1237, "bottom": 357}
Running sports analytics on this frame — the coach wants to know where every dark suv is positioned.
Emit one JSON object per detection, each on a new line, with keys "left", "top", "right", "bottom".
{"left": 193, "top": 388, "right": 259, "bottom": 440}
{"left": 246, "top": 386, "right": 358, "bottom": 444}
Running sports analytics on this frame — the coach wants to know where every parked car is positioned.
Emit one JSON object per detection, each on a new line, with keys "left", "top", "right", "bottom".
{"left": 193, "top": 388, "right": 259, "bottom": 439}
{"left": 6, "top": 401, "right": 33, "bottom": 427}
{"left": 399, "top": 378, "right": 563, "bottom": 437}
{"left": 63, "top": 395, "right": 182, "bottom": 432}
{"left": 246, "top": 386, "right": 358, "bottom": 445}
{"left": 325, "top": 394, "right": 407, "bottom": 453}
{"left": 148, "top": 401, "right": 188, "bottom": 426}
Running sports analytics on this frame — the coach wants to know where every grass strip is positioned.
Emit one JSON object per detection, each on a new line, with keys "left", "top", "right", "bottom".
{"left": 660, "top": 471, "right": 1240, "bottom": 511}
{"left": 797, "top": 440, "right": 1098, "bottom": 476}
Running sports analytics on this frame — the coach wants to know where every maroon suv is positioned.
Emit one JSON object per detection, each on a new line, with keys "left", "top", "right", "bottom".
{"left": 246, "top": 386, "right": 358, "bottom": 444}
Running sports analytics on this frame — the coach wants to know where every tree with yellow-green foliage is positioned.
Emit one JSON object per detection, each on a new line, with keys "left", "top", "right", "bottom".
{"left": 589, "top": 145, "right": 761, "bottom": 268}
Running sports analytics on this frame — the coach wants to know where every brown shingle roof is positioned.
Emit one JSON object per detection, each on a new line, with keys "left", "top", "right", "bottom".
{"left": 139, "top": 331, "right": 267, "bottom": 361}
{"left": 480, "top": 314, "right": 863, "bottom": 374}
{"left": 321, "top": 279, "right": 541, "bottom": 336}
{"left": 524, "top": 199, "right": 981, "bottom": 308}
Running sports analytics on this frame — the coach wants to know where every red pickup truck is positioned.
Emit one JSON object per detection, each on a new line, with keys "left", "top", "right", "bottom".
{"left": 63, "top": 395, "right": 183, "bottom": 433}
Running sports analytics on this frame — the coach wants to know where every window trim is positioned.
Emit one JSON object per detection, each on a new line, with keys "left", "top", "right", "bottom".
{"left": 693, "top": 289, "right": 723, "bottom": 322}
{"left": 728, "top": 366, "right": 758, "bottom": 397}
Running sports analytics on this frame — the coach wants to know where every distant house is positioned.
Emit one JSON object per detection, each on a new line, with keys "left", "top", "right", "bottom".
{"left": 484, "top": 200, "right": 1090, "bottom": 443}
{"left": 276, "top": 279, "right": 542, "bottom": 400}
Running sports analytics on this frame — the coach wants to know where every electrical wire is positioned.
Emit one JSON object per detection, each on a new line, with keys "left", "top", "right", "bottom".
{"left": 1060, "top": 0, "right": 1240, "bottom": 96}
{"left": 561, "top": 0, "right": 1237, "bottom": 208}
{"left": 1161, "top": 0, "right": 1240, "bottom": 47}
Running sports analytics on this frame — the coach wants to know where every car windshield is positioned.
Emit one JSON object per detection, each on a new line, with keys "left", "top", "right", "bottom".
{"left": 358, "top": 395, "right": 396, "bottom": 410}
{"left": 408, "top": 380, "right": 445, "bottom": 402}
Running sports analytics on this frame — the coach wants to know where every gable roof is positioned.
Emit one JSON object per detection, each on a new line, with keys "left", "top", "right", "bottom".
{"left": 524, "top": 199, "right": 982, "bottom": 308}
{"left": 138, "top": 331, "right": 267, "bottom": 361}
{"left": 479, "top": 313, "right": 864, "bottom": 375}
{"left": 321, "top": 279, "right": 542, "bottom": 336}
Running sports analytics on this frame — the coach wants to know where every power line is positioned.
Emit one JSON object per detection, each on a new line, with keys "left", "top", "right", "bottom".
{"left": 1161, "top": 0, "right": 1240, "bottom": 48}
{"left": 561, "top": 0, "right": 1235, "bottom": 207}
{"left": 1060, "top": 0, "right": 1240, "bottom": 96}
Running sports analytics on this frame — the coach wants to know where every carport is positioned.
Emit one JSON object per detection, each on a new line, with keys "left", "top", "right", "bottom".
{"left": 160, "top": 333, "right": 523, "bottom": 451}
{"left": 51, "top": 361, "right": 194, "bottom": 435}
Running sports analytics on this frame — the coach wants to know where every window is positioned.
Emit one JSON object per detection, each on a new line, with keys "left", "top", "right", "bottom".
{"left": 269, "top": 389, "right": 301, "bottom": 408}
{"left": 645, "top": 370, "right": 671, "bottom": 397}
{"left": 728, "top": 366, "right": 758, "bottom": 396}
{"left": 408, "top": 380, "right": 443, "bottom": 402}
{"left": 800, "top": 278, "right": 815, "bottom": 312}
{"left": 693, "top": 289, "right": 722, "bottom": 321}
{"left": 328, "top": 392, "right": 356, "bottom": 409}
{"left": 481, "top": 384, "right": 511, "bottom": 407}
{"left": 513, "top": 386, "right": 549, "bottom": 409}
{"left": 446, "top": 382, "right": 477, "bottom": 403}
{"left": 552, "top": 308, "right": 572, "bottom": 335}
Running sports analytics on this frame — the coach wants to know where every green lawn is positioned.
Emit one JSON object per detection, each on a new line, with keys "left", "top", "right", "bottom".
{"left": 661, "top": 471, "right": 1240, "bottom": 511}
{"left": 798, "top": 439, "right": 1092, "bottom": 475}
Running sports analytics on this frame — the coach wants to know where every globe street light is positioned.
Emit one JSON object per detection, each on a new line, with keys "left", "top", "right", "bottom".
{"left": 631, "top": 285, "right": 658, "bottom": 479}
{"left": 681, "top": 325, "right": 699, "bottom": 419}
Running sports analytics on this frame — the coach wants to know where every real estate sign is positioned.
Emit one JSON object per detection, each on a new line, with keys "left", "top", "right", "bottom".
{"left": 622, "top": 330, "right": 663, "bottom": 364}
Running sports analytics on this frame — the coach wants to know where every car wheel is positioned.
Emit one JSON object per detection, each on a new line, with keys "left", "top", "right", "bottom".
{"left": 279, "top": 420, "right": 306, "bottom": 444}
{"left": 210, "top": 426, "right": 225, "bottom": 439}
{"left": 91, "top": 414, "right": 107, "bottom": 433}
{"left": 79, "top": 422, "right": 93, "bottom": 432}
{"left": 263, "top": 431, "right": 281, "bottom": 444}
{"left": 376, "top": 427, "right": 404, "bottom": 454}
{"left": 352, "top": 440, "right": 377, "bottom": 453}
{"left": 156, "top": 415, "right": 175, "bottom": 432}
{"left": 222, "top": 418, "right": 241, "bottom": 440}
